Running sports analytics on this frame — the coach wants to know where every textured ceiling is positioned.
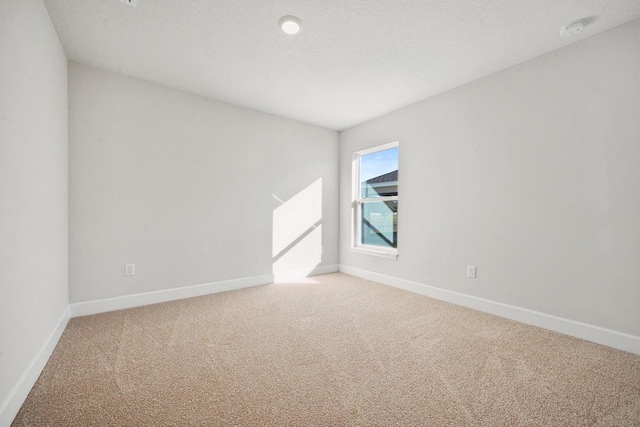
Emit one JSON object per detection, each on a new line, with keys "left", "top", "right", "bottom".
{"left": 44, "top": 0, "right": 640, "bottom": 130}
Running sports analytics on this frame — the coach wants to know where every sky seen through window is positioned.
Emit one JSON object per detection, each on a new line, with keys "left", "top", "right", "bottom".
{"left": 360, "top": 147, "right": 398, "bottom": 182}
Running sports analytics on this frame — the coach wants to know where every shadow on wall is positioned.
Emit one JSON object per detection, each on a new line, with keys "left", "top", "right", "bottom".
{"left": 272, "top": 178, "right": 323, "bottom": 283}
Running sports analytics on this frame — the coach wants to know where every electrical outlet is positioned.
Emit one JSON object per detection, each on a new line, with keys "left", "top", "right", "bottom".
{"left": 125, "top": 263, "right": 135, "bottom": 276}
{"left": 467, "top": 265, "right": 477, "bottom": 279}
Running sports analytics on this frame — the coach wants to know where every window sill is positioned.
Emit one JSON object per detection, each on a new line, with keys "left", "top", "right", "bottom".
{"left": 351, "top": 246, "right": 398, "bottom": 260}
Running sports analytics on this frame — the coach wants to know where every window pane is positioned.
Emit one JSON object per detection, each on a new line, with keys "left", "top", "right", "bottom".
{"left": 360, "top": 147, "right": 398, "bottom": 198}
{"left": 361, "top": 201, "right": 397, "bottom": 248}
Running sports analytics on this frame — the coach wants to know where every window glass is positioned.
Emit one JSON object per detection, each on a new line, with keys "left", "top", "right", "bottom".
{"left": 360, "top": 147, "right": 398, "bottom": 198}
{"left": 361, "top": 201, "right": 397, "bottom": 248}
{"left": 353, "top": 143, "right": 398, "bottom": 256}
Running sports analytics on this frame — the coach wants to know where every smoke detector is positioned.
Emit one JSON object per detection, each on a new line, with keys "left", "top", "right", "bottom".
{"left": 559, "top": 20, "right": 585, "bottom": 38}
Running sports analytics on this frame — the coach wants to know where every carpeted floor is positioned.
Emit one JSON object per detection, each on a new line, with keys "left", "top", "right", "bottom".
{"left": 13, "top": 273, "right": 640, "bottom": 426}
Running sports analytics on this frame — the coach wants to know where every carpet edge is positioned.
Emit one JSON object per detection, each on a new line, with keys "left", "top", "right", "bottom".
{"left": 69, "top": 264, "right": 340, "bottom": 318}
{"left": 0, "top": 305, "right": 71, "bottom": 427}
{"left": 338, "top": 264, "right": 640, "bottom": 356}
{"left": 70, "top": 274, "right": 274, "bottom": 318}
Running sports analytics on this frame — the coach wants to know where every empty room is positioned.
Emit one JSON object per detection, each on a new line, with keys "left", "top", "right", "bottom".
{"left": 2, "top": 0, "right": 640, "bottom": 425}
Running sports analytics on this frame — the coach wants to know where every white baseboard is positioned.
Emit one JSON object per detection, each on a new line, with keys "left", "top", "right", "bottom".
{"left": 309, "top": 264, "right": 339, "bottom": 275}
{"left": 274, "top": 264, "right": 339, "bottom": 282}
{"left": 70, "top": 274, "right": 274, "bottom": 317}
{"left": 70, "top": 265, "right": 340, "bottom": 318}
{"left": 339, "top": 265, "right": 640, "bottom": 355}
{"left": 0, "top": 306, "right": 71, "bottom": 427}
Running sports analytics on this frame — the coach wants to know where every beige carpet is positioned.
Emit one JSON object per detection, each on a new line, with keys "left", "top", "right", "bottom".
{"left": 13, "top": 273, "right": 640, "bottom": 426}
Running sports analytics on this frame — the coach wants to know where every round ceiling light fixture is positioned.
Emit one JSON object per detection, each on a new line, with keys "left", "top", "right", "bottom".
{"left": 559, "top": 20, "right": 585, "bottom": 38}
{"left": 279, "top": 15, "right": 302, "bottom": 35}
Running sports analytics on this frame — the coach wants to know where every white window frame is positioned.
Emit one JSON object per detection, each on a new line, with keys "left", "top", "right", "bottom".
{"left": 351, "top": 141, "right": 398, "bottom": 259}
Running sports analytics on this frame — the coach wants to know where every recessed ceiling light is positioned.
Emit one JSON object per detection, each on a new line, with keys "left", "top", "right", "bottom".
{"left": 559, "top": 20, "right": 585, "bottom": 38}
{"left": 278, "top": 16, "right": 302, "bottom": 35}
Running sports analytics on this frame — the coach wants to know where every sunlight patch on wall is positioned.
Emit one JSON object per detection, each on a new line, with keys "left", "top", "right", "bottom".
{"left": 272, "top": 225, "right": 322, "bottom": 283}
{"left": 272, "top": 179, "right": 322, "bottom": 282}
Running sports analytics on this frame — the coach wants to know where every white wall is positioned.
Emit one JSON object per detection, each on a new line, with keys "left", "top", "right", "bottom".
{"left": 340, "top": 19, "right": 640, "bottom": 337}
{"left": 69, "top": 63, "right": 339, "bottom": 303}
{"left": 0, "top": 0, "right": 69, "bottom": 419}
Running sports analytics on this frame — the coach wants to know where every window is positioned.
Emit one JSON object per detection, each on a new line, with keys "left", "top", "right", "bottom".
{"left": 352, "top": 141, "right": 398, "bottom": 259}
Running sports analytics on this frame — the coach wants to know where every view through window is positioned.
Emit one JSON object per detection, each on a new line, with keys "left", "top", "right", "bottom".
{"left": 354, "top": 142, "right": 398, "bottom": 256}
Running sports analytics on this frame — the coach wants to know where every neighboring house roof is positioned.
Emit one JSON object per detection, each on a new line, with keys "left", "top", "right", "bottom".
{"left": 366, "top": 170, "right": 398, "bottom": 184}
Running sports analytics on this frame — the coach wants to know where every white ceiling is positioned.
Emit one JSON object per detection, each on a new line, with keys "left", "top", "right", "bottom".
{"left": 44, "top": 0, "right": 640, "bottom": 131}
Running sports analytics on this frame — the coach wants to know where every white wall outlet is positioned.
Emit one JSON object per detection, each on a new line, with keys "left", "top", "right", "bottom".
{"left": 467, "top": 265, "right": 477, "bottom": 278}
{"left": 125, "top": 263, "right": 135, "bottom": 276}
